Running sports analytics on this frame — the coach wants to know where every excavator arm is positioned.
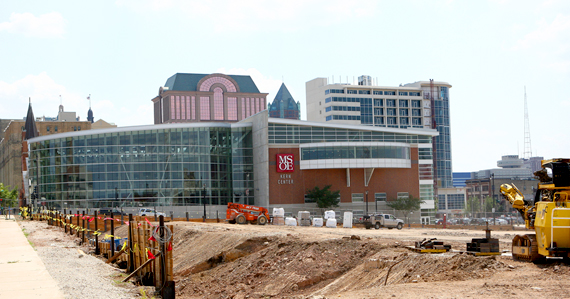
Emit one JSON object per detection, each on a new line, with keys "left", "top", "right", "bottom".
{"left": 500, "top": 183, "right": 534, "bottom": 229}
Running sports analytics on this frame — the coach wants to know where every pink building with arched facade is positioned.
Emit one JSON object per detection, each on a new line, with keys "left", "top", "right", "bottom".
{"left": 152, "top": 73, "right": 268, "bottom": 124}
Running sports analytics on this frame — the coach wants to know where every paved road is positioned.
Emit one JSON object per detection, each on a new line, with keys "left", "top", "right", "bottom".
{"left": 0, "top": 215, "right": 64, "bottom": 299}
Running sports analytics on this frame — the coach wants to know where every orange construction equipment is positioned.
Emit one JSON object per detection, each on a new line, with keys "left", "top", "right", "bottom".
{"left": 226, "top": 202, "right": 269, "bottom": 225}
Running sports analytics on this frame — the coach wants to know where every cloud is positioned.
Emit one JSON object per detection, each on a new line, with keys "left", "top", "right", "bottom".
{"left": 510, "top": 14, "right": 570, "bottom": 73}
{"left": 115, "top": 0, "right": 377, "bottom": 32}
{"left": 0, "top": 12, "right": 65, "bottom": 38}
{"left": 0, "top": 72, "right": 88, "bottom": 121}
{"left": 512, "top": 14, "right": 570, "bottom": 50}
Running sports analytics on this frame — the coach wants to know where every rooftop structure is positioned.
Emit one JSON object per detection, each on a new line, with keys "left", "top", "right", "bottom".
{"left": 268, "top": 83, "right": 300, "bottom": 120}
{"left": 152, "top": 73, "right": 268, "bottom": 124}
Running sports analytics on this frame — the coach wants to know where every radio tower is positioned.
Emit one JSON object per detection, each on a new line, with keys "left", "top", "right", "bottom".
{"left": 523, "top": 86, "right": 532, "bottom": 159}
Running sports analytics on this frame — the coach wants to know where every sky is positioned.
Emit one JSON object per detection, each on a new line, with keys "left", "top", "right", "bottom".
{"left": 1, "top": 0, "right": 569, "bottom": 173}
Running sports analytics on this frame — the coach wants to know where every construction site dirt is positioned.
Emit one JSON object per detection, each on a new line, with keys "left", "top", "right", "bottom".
{"left": 109, "top": 222, "right": 570, "bottom": 299}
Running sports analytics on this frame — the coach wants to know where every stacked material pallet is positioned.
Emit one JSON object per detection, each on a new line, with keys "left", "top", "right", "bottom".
{"left": 272, "top": 208, "right": 285, "bottom": 225}
{"left": 324, "top": 210, "right": 336, "bottom": 228}
{"left": 467, "top": 238, "right": 499, "bottom": 253}
{"left": 298, "top": 211, "right": 311, "bottom": 226}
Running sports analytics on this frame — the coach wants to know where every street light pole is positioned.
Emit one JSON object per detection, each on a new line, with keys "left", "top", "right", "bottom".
{"left": 365, "top": 191, "right": 368, "bottom": 216}
{"left": 491, "top": 173, "right": 495, "bottom": 225}
{"left": 203, "top": 184, "right": 206, "bottom": 222}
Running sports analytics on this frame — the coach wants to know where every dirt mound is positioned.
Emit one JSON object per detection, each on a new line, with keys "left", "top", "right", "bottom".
{"left": 170, "top": 223, "right": 510, "bottom": 299}
{"left": 315, "top": 253, "right": 507, "bottom": 296}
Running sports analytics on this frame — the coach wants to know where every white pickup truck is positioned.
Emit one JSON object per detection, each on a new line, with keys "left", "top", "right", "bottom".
{"left": 363, "top": 213, "right": 404, "bottom": 230}
{"left": 138, "top": 208, "right": 166, "bottom": 217}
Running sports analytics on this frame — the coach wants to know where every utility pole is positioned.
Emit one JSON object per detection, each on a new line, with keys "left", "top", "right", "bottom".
{"left": 203, "top": 184, "right": 207, "bottom": 222}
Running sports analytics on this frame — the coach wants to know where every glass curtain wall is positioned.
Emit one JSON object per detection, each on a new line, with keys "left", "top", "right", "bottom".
{"left": 28, "top": 126, "right": 254, "bottom": 209}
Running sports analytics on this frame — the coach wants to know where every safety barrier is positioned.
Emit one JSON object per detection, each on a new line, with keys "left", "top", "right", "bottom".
{"left": 23, "top": 206, "right": 175, "bottom": 299}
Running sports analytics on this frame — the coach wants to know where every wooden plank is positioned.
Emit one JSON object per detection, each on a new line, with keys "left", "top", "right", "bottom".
{"left": 167, "top": 225, "right": 174, "bottom": 281}
{"left": 106, "top": 245, "right": 129, "bottom": 264}
{"left": 136, "top": 222, "right": 142, "bottom": 274}
{"left": 122, "top": 251, "right": 162, "bottom": 283}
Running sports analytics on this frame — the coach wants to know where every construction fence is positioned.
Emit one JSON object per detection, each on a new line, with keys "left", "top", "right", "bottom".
{"left": 21, "top": 206, "right": 175, "bottom": 299}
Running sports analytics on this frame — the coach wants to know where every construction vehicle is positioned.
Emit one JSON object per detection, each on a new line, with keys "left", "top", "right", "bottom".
{"left": 226, "top": 202, "right": 269, "bottom": 225}
{"left": 500, "top": 158, "right": 570, "bottom": 262}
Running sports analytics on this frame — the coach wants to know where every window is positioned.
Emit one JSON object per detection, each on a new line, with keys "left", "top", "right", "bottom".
{"left": 78, "top": 127, "right": 81, "bottom": 131}
{"left": 352, "top": 193, "right": 364, "bottom": 202}
{"left": 374, "top": 108, "right": 383, "bottom": 116}
{"left": 325, "top": 97, "right": 332, "bottom": 103}
{"left": 411, "top": 100, "right": 421, "bottom": 108}
{"left": 228, "top": 97, "right": 238, "bottom": 120}
{"left": 326, "top": 116, "right": 332, "bottom": 121}
{"left": 399, "top": 91, "right": 408, "bottom": 96}
{"left": 325, "top": 107, "right": 331, "bottom": 112}
{"left": 213, "top": 87, "right": 224, "bottom": 120}
{"left": 412, "top": 109, "right": 421, "bottom": 116}
{"left": 373, "top": 91, "right": 383, "bottom": 95}
{"left": 375, "top": 192, "right": 386, "bottom": 202}
{"left": 397, "top": 192, "right": 409, "bottom": 199}
{"left": 399, "top": 100, "right": 409, "bottom": 107}
{"left": 438, "top": 195, "right": 446, "bottom": 210}
{"left": 347, "top": 90, "right": 358, "bottom": 94}
{"left": 410, "top": 92, "right": 421, "bottom": 97}
{"left": 54, "top": 126, "right": 58, "bottom": 132}
{"left": 200, "top": 97, "right": 210, "bottom": 120}
{"left": 326, "top": 89, "right": 344, "bottom": 94}
{"left": 399, "top": 109, "right": 409, "bottom": 116}
{"left": 358, "top": 90, "right": 371, "bottom": 95}
{"left": 400, "top": 117, "right": 409, "bottom": 125}
{"left": 46, "top": 126, "right": 50, "bottom": 132}
{"left": 412, "top": 118, "right": 422, "bottom": 126}
{"left": 374, "top": 99, "right": 383, "bottom": 106}
{"left": 73, "top": 126, "right": 77, "bottom": 131}
{"left": 387, "top": 108, "right": 396, "bottom": 116}
{"left": 386, "top": 99, "right": 396, "bottom": 107}
{"left": 304, "top": 194, "right": 315, "bottom": 203}
{"left": 385, "top": 91, "right": 396, "bottom": 95}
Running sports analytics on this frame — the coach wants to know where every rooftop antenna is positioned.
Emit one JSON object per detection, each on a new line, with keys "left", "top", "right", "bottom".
{"left": 523, "top": 86, "right": 532, "bottom": 159}
{"left": 87, "top": 94, "right": 91, "bottom": 108}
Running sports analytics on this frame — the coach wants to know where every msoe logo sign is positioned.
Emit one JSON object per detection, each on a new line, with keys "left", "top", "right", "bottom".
{"left": 276, "top": 154, "right": 294, "bottom": 172}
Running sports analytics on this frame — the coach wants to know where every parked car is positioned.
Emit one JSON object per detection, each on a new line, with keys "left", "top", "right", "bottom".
{"left": 363, "top": 213, "right": 404, "bottom": 230}
{"left": 138, "top": 208, "right": 166, "bottom": 217}
{"left": 98, "top": 208, "right": 127, "bottom": 216}
{"left": 435, "top": 219, "right": 451, "bottom": 225}
{"left": 494, "top": 218, "right": 508, "bottom": 225}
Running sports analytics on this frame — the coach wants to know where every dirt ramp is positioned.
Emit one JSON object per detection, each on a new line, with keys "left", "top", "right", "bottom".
{"left": 175, "top": 236, "right": 385, "bottom": 298}
{"left": 314, "top": 253, "right": 508, "bottom": 296}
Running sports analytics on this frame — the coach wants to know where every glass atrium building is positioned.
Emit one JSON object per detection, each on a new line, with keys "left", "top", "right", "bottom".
{"left": 27, "top": 111, "right": 439, "bottom": 223}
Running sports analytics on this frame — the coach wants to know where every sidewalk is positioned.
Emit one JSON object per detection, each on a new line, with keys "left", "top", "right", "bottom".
{"left": 0, "top": 215, "right": 64, "bottom": 299}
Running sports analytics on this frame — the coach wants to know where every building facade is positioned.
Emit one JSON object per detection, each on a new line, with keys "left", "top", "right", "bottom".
{"left": 26, "top": 110, "right": 438, "bottom": 223}
{"left": 152, "top": 73, "right": 268, "bottom": 124}
{"left": 305, "top": 77, "right": 453, "bottom": 189}
{"left": 0, "top": 113, "right": 91, "bottom": 193}
{"left": 268, "top": 83, "right": 301, "bottom": 120}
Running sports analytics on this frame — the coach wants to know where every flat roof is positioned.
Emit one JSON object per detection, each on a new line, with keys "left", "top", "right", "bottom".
{"left": 266, "top": 117, "right": 439, "bottom": 137}
{"left": 28, "top": 122, "right": 253, "bottom": 143}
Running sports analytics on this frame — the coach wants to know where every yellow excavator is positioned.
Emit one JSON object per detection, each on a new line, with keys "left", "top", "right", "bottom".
{"left": 500, "top": 158, "right": 570, "bottom": 262}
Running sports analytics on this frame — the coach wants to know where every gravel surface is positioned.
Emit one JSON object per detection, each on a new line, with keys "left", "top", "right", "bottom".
{"left": 19, "top": 220, "right": 140, "bottom": 299}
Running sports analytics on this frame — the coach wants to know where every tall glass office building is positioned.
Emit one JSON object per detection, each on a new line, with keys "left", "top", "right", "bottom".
{"left": 27, "top": 123, "right": 254, "bottom": 209}
{"left": 306, "top": 78, "right": 453, "bottom": 189}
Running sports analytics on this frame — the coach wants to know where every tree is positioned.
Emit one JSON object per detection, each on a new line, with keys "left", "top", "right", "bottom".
{"left": 306, "top": 185, "right": 340, "bottom": 212}
{"left": 386, "top": 195, "right": 424, "bottom": 224}
{"left": 0, "top": 183, "right": 18, "bottom": 208}
{"left": 465, "top": 196, "right": 481, "bottom": 216}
